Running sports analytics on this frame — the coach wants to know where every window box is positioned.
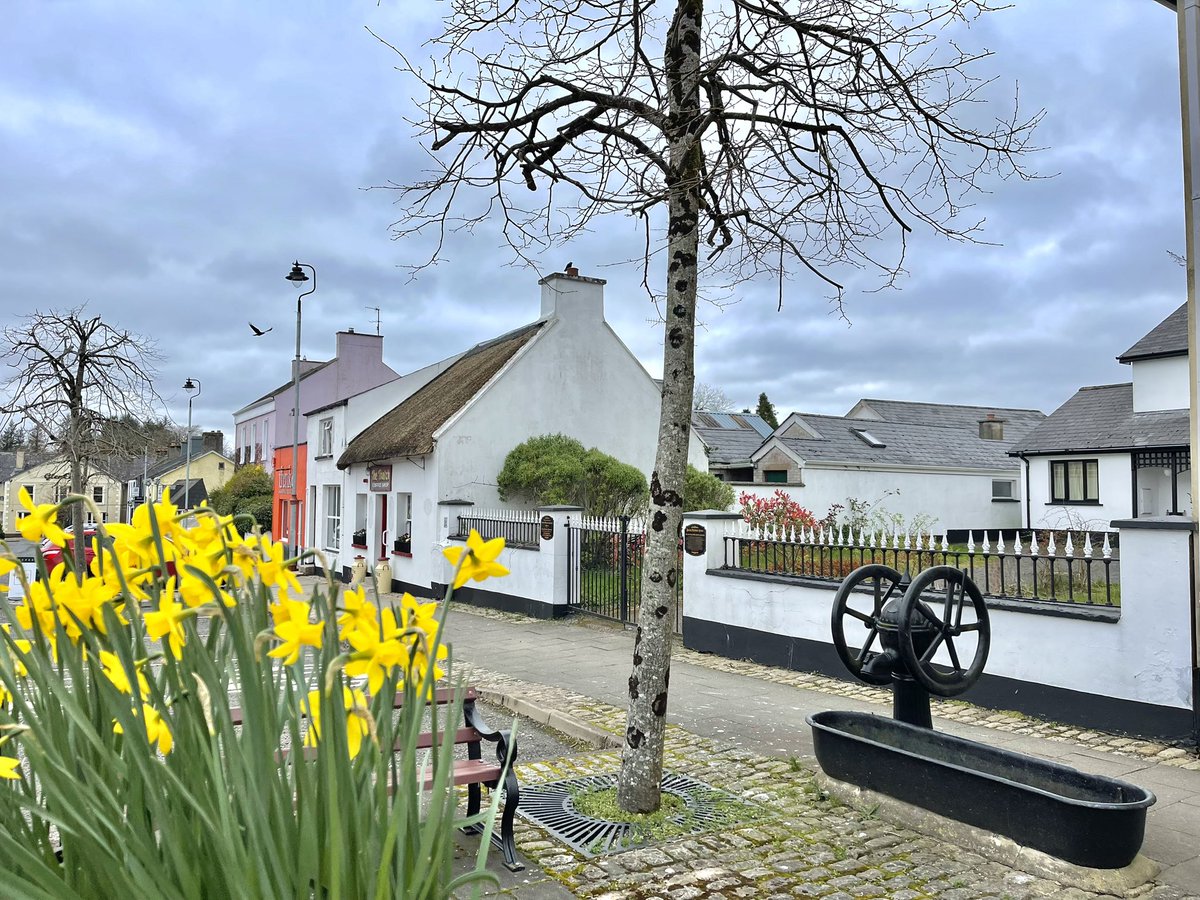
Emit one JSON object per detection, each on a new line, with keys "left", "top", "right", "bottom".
{"left": 392, "top": 551, "right": 413, "bottom": 559}
{"left": 351, "top": 529, "right": 367, "bottom": 546}
{"left": 393, "top": 535, "right": 411, "bottom": 554}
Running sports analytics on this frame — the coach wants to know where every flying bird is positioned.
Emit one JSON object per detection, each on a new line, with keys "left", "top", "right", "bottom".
{"left": 249, "top": 322, "right": 273, "bottom": 336}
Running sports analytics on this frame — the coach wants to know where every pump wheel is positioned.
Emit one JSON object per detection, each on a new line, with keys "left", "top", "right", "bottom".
{"left": 897, "top": 566, "right": 990, "bottom": 697}
{"left": 831, "top": 565, "right": 905, "bottom": 686}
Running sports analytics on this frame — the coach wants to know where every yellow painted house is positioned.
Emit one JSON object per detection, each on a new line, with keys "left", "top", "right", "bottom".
{"left": 147, "top": 449, "right": 233, "bottom": 507}
{"left": 1, "top": 456, "right": 126, "bottom": 537}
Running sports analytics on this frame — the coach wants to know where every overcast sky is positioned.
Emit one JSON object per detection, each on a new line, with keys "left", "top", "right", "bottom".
{"left": 0, "top": 1, "right": 1185, "bottom": 437}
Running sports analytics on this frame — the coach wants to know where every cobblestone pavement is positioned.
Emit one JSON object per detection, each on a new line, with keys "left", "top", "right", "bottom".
{"left": 468, "top": 665, "right": 1198, "bottom": 900}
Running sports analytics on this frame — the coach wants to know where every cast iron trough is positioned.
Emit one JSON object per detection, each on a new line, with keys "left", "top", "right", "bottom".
{"left": 812, "top": 565, "right": 1155, "bottom": 870}
{"left": 808, "top": 709, "right": 1155, "bottom": 869}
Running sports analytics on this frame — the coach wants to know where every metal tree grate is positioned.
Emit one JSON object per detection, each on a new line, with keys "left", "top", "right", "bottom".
{"left": 517, "top": 772, "right": 754, "bottom": 857}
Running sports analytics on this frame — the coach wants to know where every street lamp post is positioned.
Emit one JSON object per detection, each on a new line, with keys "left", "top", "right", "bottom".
{"left": 284, "top": 262, "right": 316, "bottom": 557}
{"left": 182, "top": 378, "right": 201, "bottom": 510}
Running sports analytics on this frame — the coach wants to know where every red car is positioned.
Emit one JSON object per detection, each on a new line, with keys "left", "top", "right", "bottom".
{"left": 39, "top": 527, "right": 98, "bottom": 573}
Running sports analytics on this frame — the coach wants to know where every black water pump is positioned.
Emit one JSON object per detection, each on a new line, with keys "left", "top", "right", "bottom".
{"left": 831, "top": 565, "right": 992, "bottom": 728}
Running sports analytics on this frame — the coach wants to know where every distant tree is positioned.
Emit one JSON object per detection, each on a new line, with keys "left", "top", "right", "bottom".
{"left": 207, "top": 463, "right": 274, "bottom": 531}
{"left": 755, "top": 393, "right": 780, "bottom": 430}
{"left": 1, "top": 309, "right": 162, "bottom": 572}
{"left": 498, "top": 434, "right": 649, "bottom": 517}
{"left": 0, "top": 422, "right": 24, "bottom": 451}
{"left": 692, "top": 383, "right": 732, "bottom": 413}
{"left": 683, "top": 465, "right": 734, "bottom": 512}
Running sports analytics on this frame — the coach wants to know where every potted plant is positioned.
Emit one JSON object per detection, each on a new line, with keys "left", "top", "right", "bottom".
{"left": 351, "top": 528, "right": 367, "bottom": 547}
{"left": 394, "top": 533, "right": 411, "bottom": 554}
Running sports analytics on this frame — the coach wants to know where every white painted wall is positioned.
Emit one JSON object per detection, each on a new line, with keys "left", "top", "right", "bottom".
{"left": 683, "top": 514, "right": 1194, "bottom": 713}
{"left": 1130, "top": 357, "right": 1188, "bottom": 411}
{"left": 1024, "top": 454, "right": 1132, "bottom": 528}
{"left": 435, "top": 275, "right": 707, "bottom": 508}
{"left": 732, "top": 464, "right": 1022, "bottom": 532}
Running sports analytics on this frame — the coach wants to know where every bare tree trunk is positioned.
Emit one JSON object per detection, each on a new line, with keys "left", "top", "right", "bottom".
{"left": 616, "top": 0, "right": 703, "bottom": 815}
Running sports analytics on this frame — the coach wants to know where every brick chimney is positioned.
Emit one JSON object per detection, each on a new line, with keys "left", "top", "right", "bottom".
{"left": 539, "top": 263, "right": 605, "bottom": 323}
{"left": 978, "top": 413, "right": 1005, "bottom": 441}
{"left": 203, "top": 430, "right": 224, "bottom": 453}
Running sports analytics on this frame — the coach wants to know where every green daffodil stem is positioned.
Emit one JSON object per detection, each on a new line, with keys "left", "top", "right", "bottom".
{"left": 323, "top": 653, "right": 351, "bottom": 697}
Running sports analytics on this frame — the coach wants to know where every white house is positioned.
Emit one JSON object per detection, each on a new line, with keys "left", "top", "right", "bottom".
{"left": 331, "top": 265, "right": 706, "bottom": 597}
{"left": 694, "top": 400, "right": 1046, "bottom": 534}
{"left": 304, "top": 353, "right": 464, "bottom": 576}
{"left": 1009, "top": 303, "right": 1191, "bottom": 527}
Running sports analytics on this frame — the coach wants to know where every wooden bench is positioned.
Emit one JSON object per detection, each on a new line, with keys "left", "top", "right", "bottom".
{"left": 231, "top": 686, "right": 523, "bottom": 871}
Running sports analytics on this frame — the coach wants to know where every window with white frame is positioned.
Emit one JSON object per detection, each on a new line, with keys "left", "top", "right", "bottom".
{"left": 54, "top": 483, "right": 68, "bottom": 503}
{"left": 22, "top": 484, "right": 34, "bottom": 502}
{"left": 323, "top": 484, "right": 341, "bottom": 550}
{"left": 318, "top": 417, "right": 334, "bottom": 457}
{"left": 991, "top": 479, "right": 1015, "bottom": 500}
{"left": 395, "top": 492, "right": 412, "bottom": 552}
{"left": 93, "top": 486, "right": 104, "bottom": 504}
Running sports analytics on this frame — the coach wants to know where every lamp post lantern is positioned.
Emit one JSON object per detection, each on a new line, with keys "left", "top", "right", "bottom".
{"left": 182, "top": 378, "right": 201, "bottom": 510}
{"left": 285, "top": 261, "right": 316, "bottom": 557}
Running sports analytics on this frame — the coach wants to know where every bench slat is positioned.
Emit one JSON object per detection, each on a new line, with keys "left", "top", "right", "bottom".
{"left": 412, "top": 727, "right": 483, "bottom": 750}
{"left": 422, "top": 759, "right": 501, "bottom": 789}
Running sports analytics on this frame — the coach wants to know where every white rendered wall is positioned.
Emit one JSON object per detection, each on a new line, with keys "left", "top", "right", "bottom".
{"left": 682, "top": 514, "right": 1194, "bottom": 713}
{"left": 732, "top": 465, "right": 1022, "bottom": 532}
{"left": 1131, "top": 357, "right": 1188, "bottom": 412}
{"left": 437, "top": 302, "right": 706, "bottom": 507}
{"left": 1025, "top": 454, "right": 1131, "bottom": 529}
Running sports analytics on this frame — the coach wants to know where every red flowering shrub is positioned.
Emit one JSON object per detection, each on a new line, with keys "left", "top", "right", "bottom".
{"left": 738, "top": 489, "right": 816, "bottom": 535}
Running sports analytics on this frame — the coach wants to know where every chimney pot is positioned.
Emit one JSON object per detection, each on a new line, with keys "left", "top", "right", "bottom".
{"left": 565, "top": 263, "right": 579, "bottom": 277}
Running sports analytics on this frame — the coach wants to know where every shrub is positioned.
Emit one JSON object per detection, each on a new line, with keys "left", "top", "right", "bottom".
{"left": 684, "top": 465, "right": 734, "bottom": 512}
{"left": 738, "top": 489, "right": 816, "bottom": 534}
{"left": 498, "top": 433, "right": 648, "bottom": 517}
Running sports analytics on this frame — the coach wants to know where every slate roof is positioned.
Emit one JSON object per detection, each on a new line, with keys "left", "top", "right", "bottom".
{"left": 692, "top": 412, "right": 775, "bottom": 466}
{"left": 1117, "top": 303, "right": 1187, "bottom": 363}
{"left": 337, "top": 322, "right": 544, "bottom": 468}
{"left": 850, "top": 398, "right": 1046, "bottom": 433}
{"left": 233, "top": 359, "right": 334, "bottom": 415}
{"left": 771, "top": 414, "right": 1029, "bottom": 470}
{"left": 1007, "top": 383, "right": 1189, "bottom": 455}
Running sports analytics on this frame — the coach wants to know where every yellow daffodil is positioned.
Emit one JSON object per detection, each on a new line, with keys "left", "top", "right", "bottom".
{"left": 0, "top": 556, "right": 16, "bottom": 577}
{"left": 346, "top": 607, "right": 410, "bottom": 693}
{"left": 267, "top": 600, "right": 323, "bottom": 665}
{"left": 442, "top": 530, "right": 508, "bottom": 589}
{"left": 115, "top": 703, "right": 173, "bottom": 755}
{"left": 303, "top": 687, "right": 370, "bottom": 759}
{"left": 144, "top": 579, "right": 188, "bottom": 658}
{"left": 16, "top": 487, "right": 68, "bottom": 546}
{"left": 0, "top": 756, "right": 20, "bottom": 780}
{"left": 0, "top": 630, "right": 32, "bottom": 707}
{"left": 337, "top": 585, "right": 377, "bottom": 640}
{"left": 254, "top": 535, "right": 302, "bottom": 594}
{"left": 98, "top": 651, "right": 149, "bottom": 697}
{"left": 178, "top": 555, "right": 234, "bottom": 608}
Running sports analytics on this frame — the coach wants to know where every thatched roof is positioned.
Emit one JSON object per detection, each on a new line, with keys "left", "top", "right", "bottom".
{"left": 337, "top": 322, "right": 544, "bottom": 469}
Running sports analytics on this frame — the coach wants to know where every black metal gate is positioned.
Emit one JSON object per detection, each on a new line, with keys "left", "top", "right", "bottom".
{"left": 566, "top": 516, "right": 682, "bottom": 633}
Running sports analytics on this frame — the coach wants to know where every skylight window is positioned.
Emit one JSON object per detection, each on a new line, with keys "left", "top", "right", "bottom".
{"left": 851, "top": 428, "right": 886, "bottom": 448}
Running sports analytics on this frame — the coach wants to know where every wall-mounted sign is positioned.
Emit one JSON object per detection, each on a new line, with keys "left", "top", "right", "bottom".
{"left": 540, "top": 515, "right": 554, "bottom": 541}
{"left": 368, "top": 464, "right": 393, "bottom": 492}
{"left": 684, "top": 524, "right": 707, "bottom": 556}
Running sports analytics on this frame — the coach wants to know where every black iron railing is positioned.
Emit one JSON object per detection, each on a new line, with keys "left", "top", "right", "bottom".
{"left": 453, "top": 510, "right": 540, "bottom": 550}
{"left": 722, "top": 526, "right": 1119, "bottom": 607}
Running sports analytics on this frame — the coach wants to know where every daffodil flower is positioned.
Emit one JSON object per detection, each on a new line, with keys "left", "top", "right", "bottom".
{"left": 98, "top": 651, "right": 149, "bottom": 697}
{"left": 268, "top": 600, "right": 323, "bottom": 665}
{"left": 255, "top": 535, "right": 302, "bottom": 594}
{"left": 17, "top": 487, "right": 68, "bottom": 547}
{"left": 442, "top": 530, "right": 508, "bottom": 589}
{"left": 144, "top": 579, "right": 188, "bottom": 658}
{"left": 115, "top": 703, "right": 173, "bottom": 755}
{"left": 0, "top": 756, "right": 20, "bottom": 780}
{"left": 337, "top": 585, "right": 377, "bottom": 640}
{"left": 303, "top": 687, "right": 370, "bottom": 759}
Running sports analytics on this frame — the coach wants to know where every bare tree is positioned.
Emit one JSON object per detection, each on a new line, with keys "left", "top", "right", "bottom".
{"left": 692, "top": 382, "right": 733, "bottom": 412}
{"left": 384, "top": 0, "right": 1039, "bottom": 811}
{"left": 1, "top": 309, "right": 163, "bottom": 571}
